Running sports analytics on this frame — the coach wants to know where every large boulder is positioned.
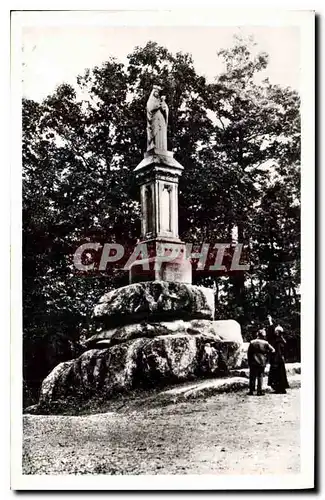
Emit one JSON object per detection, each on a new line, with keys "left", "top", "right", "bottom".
{"left": 232, "top": 341, "right": 249, "bottom": 368}
{"left": 39, "top": 339, "right": 146, "bottom": 405}
{"left": 93, "top": 281, "right": 214, "bottom": 328}
{"left": 38, "top": 332, "right": 242, "bottom": 407}
{"left": 87, "top": 319, "right": 242, "bottom": 348}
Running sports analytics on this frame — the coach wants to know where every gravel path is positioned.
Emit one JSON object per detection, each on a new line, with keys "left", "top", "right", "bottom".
{"left": 23, "top": 388, "right": 300, "bottom": 475}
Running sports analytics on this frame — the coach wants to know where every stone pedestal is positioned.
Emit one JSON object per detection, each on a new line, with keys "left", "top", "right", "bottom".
{"left": 134, "top": 150, "right": 183, "bottom": 241}
{"left": 129, "top": 239, "right": 192, "bottom": 284}
{"left": 131, "top": 148, "right": 191, "bottom": 285}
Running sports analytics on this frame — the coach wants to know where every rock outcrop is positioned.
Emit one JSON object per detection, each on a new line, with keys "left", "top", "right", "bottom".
{"left": 93, "top": 281, "right": 214, "bottom": 327}
{"left": 87, "top": 319, "right": 242, "bottom": 348}
{"left": 34, "top": 278, "right": 243, "bottom": 411}
{"left": 39, "top": 328, "right": 242, "bottom": 406}
{"left": 232, "top": 341, "right": 249, "bottom": 369}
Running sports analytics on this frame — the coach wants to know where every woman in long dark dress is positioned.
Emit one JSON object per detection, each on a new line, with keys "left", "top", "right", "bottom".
{"left": 267, "top": 317, "right": 290, "bottom": 394}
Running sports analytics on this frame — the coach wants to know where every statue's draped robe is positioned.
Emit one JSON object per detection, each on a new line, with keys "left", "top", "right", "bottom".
{"left": 146, "top": 93, "right": 168, "bottom": 151}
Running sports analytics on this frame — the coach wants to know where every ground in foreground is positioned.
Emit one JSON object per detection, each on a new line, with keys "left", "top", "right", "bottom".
{"left": 23, "top": 388, "right": 300, "bottom": 475}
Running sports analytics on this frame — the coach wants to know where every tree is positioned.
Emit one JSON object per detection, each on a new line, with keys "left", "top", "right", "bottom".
{"left": 197, "top": 36, "right": 300, "bottom": 333}
{"left": 22, "top": 66, "right": 139, "bottom": 402}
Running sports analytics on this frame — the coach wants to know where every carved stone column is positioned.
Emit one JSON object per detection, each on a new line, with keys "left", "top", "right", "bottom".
{"left": 130, "top": 148, "right": 192, "bottom": 284}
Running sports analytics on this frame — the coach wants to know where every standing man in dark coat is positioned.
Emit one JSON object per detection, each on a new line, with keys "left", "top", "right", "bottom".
{"left": 266, "top": 315, "right": 290, "bottom": 394}
{"left": 248, "top": 329, "right": 275, "bottom": 396}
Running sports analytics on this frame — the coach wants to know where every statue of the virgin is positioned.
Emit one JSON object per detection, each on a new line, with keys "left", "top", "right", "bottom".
{"left": 146, "top": 85, "right": 168, "bottom": 151}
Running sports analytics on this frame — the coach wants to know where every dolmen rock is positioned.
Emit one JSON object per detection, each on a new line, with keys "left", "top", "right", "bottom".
{"left": 86, "top": 318, "right": 242, "bottom": 348}
{"left": 93, "top": 281, "right": 215, "bottom": 326}
{"left": 34, "top": 281, "right": 243, "bottom": 410}
{"left": 39, "top": 324, "right": 242, "bottom": 407}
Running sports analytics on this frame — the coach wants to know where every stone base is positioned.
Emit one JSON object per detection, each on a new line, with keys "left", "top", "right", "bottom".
{"left": 129, "top": 239, "right": 191, "bottom": 284}
{"left": 86, "top": 319, "right": 242, "bottom": 348}
{"left": 39, "top": 320, "right": 243, "bottom": 406}
{"left": 129, "top": 255, "right": 192, "bottom": 284}
{"left": 93, "top": 281, "right": 214, "bottom": 328}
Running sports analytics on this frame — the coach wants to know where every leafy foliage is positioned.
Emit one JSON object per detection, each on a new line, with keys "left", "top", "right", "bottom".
{"left": 23, "top": 37, "right": 300, "bottom": 404}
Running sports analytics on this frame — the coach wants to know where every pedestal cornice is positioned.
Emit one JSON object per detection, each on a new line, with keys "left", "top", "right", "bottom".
{"left": 134, "top": 149, "right": 184, "bottom": 184}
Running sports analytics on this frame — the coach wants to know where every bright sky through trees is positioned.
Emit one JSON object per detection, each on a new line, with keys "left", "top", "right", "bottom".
{"left": 22, "top": 25, "right": 300, "bottom": 102}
